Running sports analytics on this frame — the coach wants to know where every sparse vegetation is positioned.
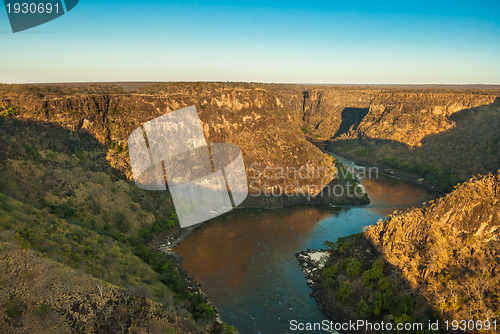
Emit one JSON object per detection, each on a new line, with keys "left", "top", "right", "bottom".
{"left": 314, "top": 171, "right": 500, "bottom": 333}
{"left": 0, "top": 116, "right": 223, "bottom": 332}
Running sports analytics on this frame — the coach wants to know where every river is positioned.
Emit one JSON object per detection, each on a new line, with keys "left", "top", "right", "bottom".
{"left": 173, "top": 155, "right": 433, "bottom": 333}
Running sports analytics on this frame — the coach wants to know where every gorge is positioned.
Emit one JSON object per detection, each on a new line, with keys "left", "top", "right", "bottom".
{"left": 0, "top": 82, "right": 499, "bottom": 333}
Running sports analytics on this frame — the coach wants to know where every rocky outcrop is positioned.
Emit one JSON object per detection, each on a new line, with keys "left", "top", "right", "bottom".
{"left": 0, "top": 83, "right": 372, "bottom": 207}
{"left": 365, "top": 171, "right": 500, "bottom": 324}
{"left": 352, "top": 92, "right": 498, "bottom": 146}
{"left": 306, "top": 171, "right": 500, "bottom": 333}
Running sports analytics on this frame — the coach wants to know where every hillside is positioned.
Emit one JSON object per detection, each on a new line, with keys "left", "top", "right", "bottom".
{"left": 0, "top": 83, "right": 354, "bottom": 207}
{"left": 0, "top": 242, "right": 197, "bottom": 333}
{"left": 309, "top": 171, "right": 500, "bottom": 333}
{"left": 0, "top": 115, "right": 236, "bottom": 333}
{"left": 327, "top": 91, "right": 500, "bottom": 192}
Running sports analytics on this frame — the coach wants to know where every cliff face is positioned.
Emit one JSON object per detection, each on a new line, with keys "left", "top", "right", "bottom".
{"left": 306, "top": 172, "right": 500, "bottom": 333}
{"left": 302, "top": 87, "right": 378, "bottom": 139}
{"left": 2, "top": 83, "right": 499, "bottom": 199}
{"left": 1, "top": 83, "right": 352, "bottom": 205}
{"left": 365, "top": 171, "right": 500, "bottom": 325}
{"left": 328, "top": 90, "right": 500, "bottom": 192}
{"left": 352, "top": 92, "right": 497, "bottom": 146}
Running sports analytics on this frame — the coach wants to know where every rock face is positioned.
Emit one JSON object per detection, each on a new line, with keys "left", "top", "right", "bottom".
{"left": 352, "top": 92, "right": 497, "bottom": 146}
{"left": 307, "top": 172, "right": 500, "bottom": 333}
{"left": 365, "top": 171, "right": 500, "bottom": 325}
{"left": 1, "top": 83, "right": 498, "bottom": 202}
{"left": 328, "top": 90, "right": 500, "bottom": 192}
{"left": 0, "top": 83, "right": 372, "bottom": 207}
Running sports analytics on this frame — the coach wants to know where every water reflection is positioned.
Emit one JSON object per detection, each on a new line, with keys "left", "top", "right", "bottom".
{"left": 174, "top": 163, "right": 434, "bottom": 334}
{"left": 362, "top": 174, "right": 433, "bottom": 216}
{"left": 175, "top": 207, "right": 339, "bottom": 288}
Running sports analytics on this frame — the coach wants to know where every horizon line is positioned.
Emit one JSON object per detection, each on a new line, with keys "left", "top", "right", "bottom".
{"left": 2, "top": 81, "right": 500, "bottom": 88}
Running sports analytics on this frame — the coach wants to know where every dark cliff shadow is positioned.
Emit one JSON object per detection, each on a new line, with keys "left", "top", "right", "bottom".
{"left": 0, "top": 116, "right": 175, "bottom": 216}
{"left": 333, "top": 107, "right": 369, "bottom": 138}
{"left": 0, "top": 117, "right": 124, "bottom": 179}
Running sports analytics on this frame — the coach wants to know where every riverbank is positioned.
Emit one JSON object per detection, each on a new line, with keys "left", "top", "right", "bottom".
{"left": 295, "top": 247, "right": 361, "bottom": 333}
{"left": 158, "top": 226, "right": 228, "bottom": 328}
{"left": 309, "top": 138, "right": 442, "bottom": 196}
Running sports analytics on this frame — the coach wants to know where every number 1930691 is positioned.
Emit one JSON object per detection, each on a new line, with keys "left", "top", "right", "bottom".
{"left": 445, "top": 319, "right": 497, "bottom": 331}
{"left": 6, "top": 2, "right": 60, "bottom": 14}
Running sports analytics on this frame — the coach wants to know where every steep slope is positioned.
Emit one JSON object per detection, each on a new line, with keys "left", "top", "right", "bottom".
{"left": 0, "top": 116, "right": 234, "bottom": 333}
{"left": 0, "top": 83, "right": 370, "bottom": 206}
{"left": 366, "top": 171, "right": 500, "bottom": 325}
{"left": 0, "top": 242, "right": 202, "bottom": 334}
{"left": 309, "top": 171, "right": 500, "bottom": 333}
{"left": 329, "top": 91, "right": 500, "bottom": 192}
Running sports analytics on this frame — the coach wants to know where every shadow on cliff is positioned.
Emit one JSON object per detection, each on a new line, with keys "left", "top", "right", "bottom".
{"left": 0, "top": 117, "right": 124, "bottom": 179}
{"left": 333, "top": 107, "right": 369, "bottom": 138}
{"left": 0, "top": 116, "right": 176, "bottom": 217}
{"left": 328, "top": 97, "right": 500, "bottom": 192}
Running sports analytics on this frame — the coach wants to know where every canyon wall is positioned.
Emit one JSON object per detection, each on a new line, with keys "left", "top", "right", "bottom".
{"left": 1, "top": 83, "right": 367, "bottom": 207}
{"left": 2, "top": 83, "right": 498, "bottom": 199}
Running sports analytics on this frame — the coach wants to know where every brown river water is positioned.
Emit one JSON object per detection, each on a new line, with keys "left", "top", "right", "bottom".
{"left": 174, "top": 156, "right": 433, "bottom": 333}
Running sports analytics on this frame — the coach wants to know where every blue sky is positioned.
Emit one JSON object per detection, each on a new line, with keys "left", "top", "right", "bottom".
{"left": 1, "top": 0, "right": 499, "bottom": 84}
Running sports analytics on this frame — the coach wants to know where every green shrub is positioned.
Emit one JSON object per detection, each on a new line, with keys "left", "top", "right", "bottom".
{"left": 34, "top": 304, "right": 54, "bottom": 317}
{"left": 357, "top": 300, "right": 371, "bottom": 319}
{"left": 335, "top": 281, "right": 353, "bottom": 302}
{"left": 346, "top": 258, "right": 362, "bottom": 277}
{"left": 378, "top": 277, "right": 391, "bottom": 291}
{"left": 322, "top": 264, "right": 339, "bottom": 279}
{"left": 113, "top": 212, "right": 130, "bottom": 232}
{"left": 363, "top": 259, "right": 384, "bottom": 286}
{"left": 322, "top": 277, "right": 335, "bottom": 289}
{"left": 5, "top": 295, "right": 25, "bottom": 319}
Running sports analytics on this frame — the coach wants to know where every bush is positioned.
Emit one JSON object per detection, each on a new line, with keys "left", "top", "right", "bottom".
{"left": 113, "top": 212, "right": 130, "bottom": 232}
{"left": 357, "top": 300, "right": 371, "bottom": 319}
{"left": 5, "top": 295, "right": 25, "bottom": 319}
{"left": 322, "top": 264, "right": 339, "bottom": 279}
{"left": 34, "top": 304, "right": 53, "bottom": 317}
{"left": 151, "top": 218, "right": 175, "bottom": 233}
{"left": 363, "top": 259, "right": 384, "bottom": 286}
{"left": 322, "top": 277, "right": 335, "bottom": 289}
{"left": 346, "top": 258, "right": 362, "bottom": 277}
{"left": 335, "top": 281, "right": 353, "bottom": 302}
